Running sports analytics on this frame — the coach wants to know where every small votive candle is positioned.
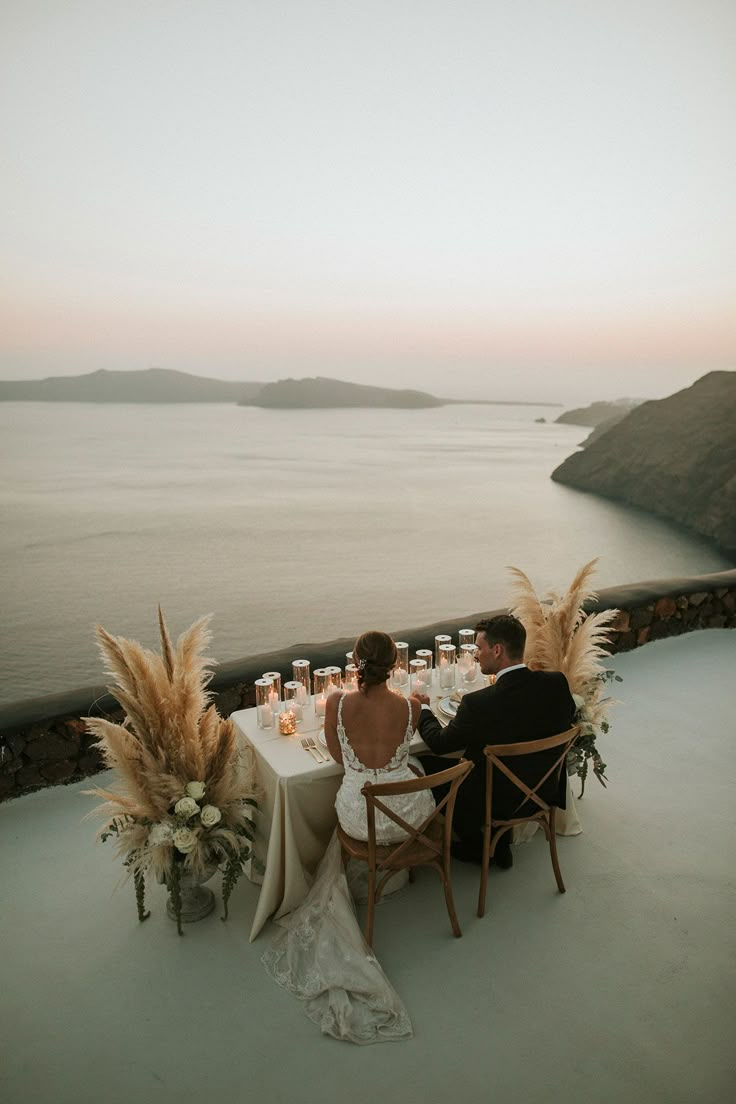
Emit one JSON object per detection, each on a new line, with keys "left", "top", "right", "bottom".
{"left": 278, "top": 710, "right": 297, "bottom": 735}
{"left": 315, "top": 693, "right": 327, "bottom": 717}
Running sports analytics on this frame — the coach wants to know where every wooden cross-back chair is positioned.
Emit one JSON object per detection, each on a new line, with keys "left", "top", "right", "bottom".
{"left": 478, "top": 725, "right": 580, "bottom": 918}
{"left": 336, "top": 758, "right": 473, "bottom": 947}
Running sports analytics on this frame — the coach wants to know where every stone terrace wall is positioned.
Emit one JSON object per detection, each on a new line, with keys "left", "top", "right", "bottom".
{"left": 1, "top": 568, "right": 734, "bottom": 802}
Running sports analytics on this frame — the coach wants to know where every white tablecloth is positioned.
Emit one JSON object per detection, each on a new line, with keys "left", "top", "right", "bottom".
{"left": 232, "top": 674, "right": 581, "bottom": 940}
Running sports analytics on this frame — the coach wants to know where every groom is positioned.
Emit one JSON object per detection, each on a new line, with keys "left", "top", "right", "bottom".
{"left": 413, "top": 615, "right": 576, "bottom": 868}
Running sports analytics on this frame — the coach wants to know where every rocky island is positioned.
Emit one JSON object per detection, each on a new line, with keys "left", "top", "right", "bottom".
{"left": 551, "top": 371, "right": 736, "bottom": 556}
{"left": 238, "top": 375, "right": 444, "bottom": 408}
{"left": 0, "top": 367, "right": 264, "bottom": 403}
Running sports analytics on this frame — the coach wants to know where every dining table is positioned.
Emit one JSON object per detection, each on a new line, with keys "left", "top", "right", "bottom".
{"left": 231, "top": 671, "right": 581, "bottom": 941}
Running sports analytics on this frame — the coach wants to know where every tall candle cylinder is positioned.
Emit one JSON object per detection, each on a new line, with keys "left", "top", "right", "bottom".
{"left": 292, "top": 659, "right": 310, "bottom": 701}
{"left": 416, "top": 649, "right": 433, "bottom": 686}
{"left": 324, "top": 666, "right": 342, "bottom": 695}
{"left": 410, "top": 658, "right": 428, "bottom": 695}
{"left": 262, "top": 671, "right": 282, "bottom": 712}
{"left": 438, "top": 643, "right": 456, "bottom": 689}
{"left": 459, "top": 644, "right": 478, "bottom": 683}
{"left": 255, "top": 677, "right": 275, "bottom": 728}
{"left": 434, "top": 635, "right": 451, "bottom": 670}
{"left": 283, "top": 680, "right": 304, "bottom": 721}
{"left": 392, "top": 641, "right": 409, "bottom": 688}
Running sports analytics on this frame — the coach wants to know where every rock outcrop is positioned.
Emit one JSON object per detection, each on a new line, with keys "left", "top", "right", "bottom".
{"left": 551, "top": 371, "right": 736, "bottom": 555}
{"left": 555, "top": 399, "right": 641, "bottom": 427}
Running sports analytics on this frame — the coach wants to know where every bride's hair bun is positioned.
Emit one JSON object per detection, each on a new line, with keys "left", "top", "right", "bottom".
{"left": 353, "top": 631, "right": 398, "bottom": 689}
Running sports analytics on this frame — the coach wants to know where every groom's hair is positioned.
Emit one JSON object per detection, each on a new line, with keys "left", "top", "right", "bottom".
{"left": 474, "top": 615, "right": 526, "bottom": 661}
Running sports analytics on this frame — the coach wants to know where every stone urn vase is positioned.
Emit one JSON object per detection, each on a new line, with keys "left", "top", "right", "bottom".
{"left": 164, "top": 859, "right": 219, "bottom": 925}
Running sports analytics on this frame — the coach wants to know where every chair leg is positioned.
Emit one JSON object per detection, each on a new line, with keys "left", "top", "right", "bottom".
{"left": 548, "top": 808, "right": 566, "bottom": 893}
{"left": 442, "top": 868, "right": 463, "bottom": 938}
{"left": 365, "top": 865, "right": 376, "bottom": 947}
{"left": 478, "top": 821, "right": 492, "bottom": 918}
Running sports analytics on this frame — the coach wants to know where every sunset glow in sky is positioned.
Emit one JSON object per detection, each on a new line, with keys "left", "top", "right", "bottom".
{"left": 2, "top": 1, "right": 734, "bottom": 402}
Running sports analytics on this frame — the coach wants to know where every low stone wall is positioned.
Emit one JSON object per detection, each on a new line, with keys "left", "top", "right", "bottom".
{"left": 1, "top": 568, "right": 734, "bottom": 802}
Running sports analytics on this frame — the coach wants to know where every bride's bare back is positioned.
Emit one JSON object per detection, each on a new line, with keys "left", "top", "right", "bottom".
{"left": 325, "top": 684, "right": 420, "bottom": 768}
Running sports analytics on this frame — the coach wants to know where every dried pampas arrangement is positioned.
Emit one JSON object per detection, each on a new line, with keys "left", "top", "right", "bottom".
{"left": 507, "top": 558, "right": 621, "bottom": 792}
{"left": 84, "top": 608, "right": 260, "bottom": 933}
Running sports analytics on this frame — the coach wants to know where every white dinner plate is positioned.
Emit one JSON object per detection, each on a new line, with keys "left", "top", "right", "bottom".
{"left": 438, "top": 697, "right": 458, "bottom": 718}
{"left": 317, "top": 729, "right": 327, "bottom": 747}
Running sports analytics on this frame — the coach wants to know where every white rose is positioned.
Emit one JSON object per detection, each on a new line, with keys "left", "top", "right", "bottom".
{"left": 173, "top": 827, "right": 198, "bottom": 854}
{"left": 185, "top": 781, "right": 206, "bottom": 800}
{"left": 148, "top": 821, "right": 174, "bottom": 847}
{"left": 174, "top": 796, "right": 200, "bottom": 818}
{"left": 200, "top": 804, "right": 222, "bottom": 828}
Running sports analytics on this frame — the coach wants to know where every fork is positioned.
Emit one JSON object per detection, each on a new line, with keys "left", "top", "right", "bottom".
{"left": 301, "top": 737, "right": 325, "bottom": 763}
{"left": 306, "top": 735, "right": 330, "bottom": 763}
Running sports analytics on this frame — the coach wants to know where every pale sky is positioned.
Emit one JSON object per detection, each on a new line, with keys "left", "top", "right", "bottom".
{"left": 1, "top": 0, "right": 734, "bottom": 402}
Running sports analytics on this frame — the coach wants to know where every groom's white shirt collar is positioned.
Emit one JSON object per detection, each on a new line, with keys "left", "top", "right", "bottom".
{"left": 495, "top": 663, "right": 527, "bottom": 681}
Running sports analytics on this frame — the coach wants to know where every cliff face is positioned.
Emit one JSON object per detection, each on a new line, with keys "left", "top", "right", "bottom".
{"left": 551, "top": 371, "right": 736, "bottom": 556}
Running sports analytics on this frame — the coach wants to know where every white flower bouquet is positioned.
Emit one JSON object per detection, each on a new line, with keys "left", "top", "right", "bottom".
{"left": 85, "top": 609, "right": 261, "bottom": 934}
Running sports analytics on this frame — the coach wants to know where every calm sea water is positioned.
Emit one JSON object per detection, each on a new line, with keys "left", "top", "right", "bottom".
{"left": 1, "top": 402, "right": 732, "bottom": 707}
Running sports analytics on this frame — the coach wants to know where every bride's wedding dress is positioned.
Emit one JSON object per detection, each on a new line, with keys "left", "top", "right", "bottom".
{"left": 262, "top": 693, "right": 435, "bottom": 1044}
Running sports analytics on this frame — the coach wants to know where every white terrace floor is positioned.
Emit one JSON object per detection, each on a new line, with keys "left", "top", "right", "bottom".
{"left": 1, "top": 629, "right": 735, "bottom": 1104}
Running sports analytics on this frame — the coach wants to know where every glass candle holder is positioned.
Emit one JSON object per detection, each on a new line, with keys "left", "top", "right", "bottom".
{"left": 345, "top": 651, "right": 354, "bottom": 666}
{"left": 283, "top": 680, "right": 304, "bottom": 721}
{"left": 410, "top": 658, "right": 429, "bottom": 695}
{"left": 416, "top": 649, "right": 433, "bottom": 686}
{"left": 438, "top": 643, "right": 456, "bottom": 690}
{"left": 344, "top": 664, "right": 359, "bottom": 692}
{"left": 291, "top": 660, "right": 311, "bottom": 708}
{"left": 391, "top": 642, "right": 409, "bottom": 688}
{"left": 313, "top": 669, "right": 329, "bottom": 717}
{"left": 278, "top": 709, "right": 297, "bottom": 735}
{"left": 255, "top": 677, "right": 275, "bottom": 728}
{"left": 262, "top": 671, "right": 282, "bottom": 713}
{"left": 459, "top": 643, "right": 478, "bottom": 683}
{"left": 458, "top": 628, "right": 475, "bottom": 650}
{"left": 434, "top": 635, "right": 451, "bottom": 669}
{"left": 324, "top": 666, "right": 343, "bottom": 695}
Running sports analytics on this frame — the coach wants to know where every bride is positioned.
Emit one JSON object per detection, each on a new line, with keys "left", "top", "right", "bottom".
{"left": 262, "top": 631, "right": 435, "bottom": 1044}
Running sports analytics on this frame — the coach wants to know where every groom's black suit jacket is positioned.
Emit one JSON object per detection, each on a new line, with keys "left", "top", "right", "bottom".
{"left": 418, "top": 667, "right": 576, "bottom": 844}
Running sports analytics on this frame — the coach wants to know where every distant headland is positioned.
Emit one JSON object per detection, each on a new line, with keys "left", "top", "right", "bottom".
{"left": 0, "top": 368, "right": 561, "bottom": 408}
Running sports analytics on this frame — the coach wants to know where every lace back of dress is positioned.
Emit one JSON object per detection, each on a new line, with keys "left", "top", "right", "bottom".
{"left": 337, "top": 693, "right": 412, "bottom": 775}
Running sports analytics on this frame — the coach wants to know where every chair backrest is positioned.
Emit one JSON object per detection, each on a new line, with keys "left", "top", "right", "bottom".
{"left": 483, "top": 725, "right": 580, "bottom": 821}
{"left": 361, "top": 758, "right": 473, "bottom": 868}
